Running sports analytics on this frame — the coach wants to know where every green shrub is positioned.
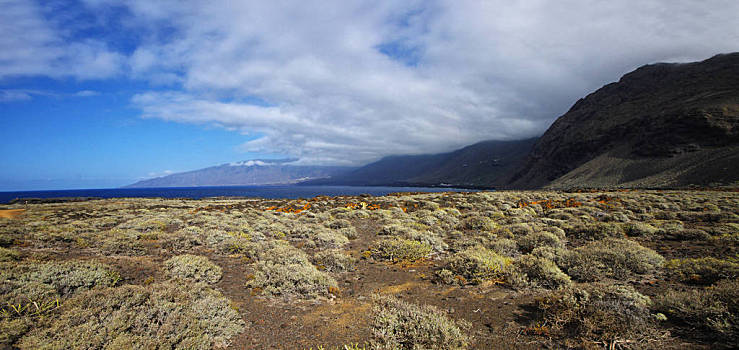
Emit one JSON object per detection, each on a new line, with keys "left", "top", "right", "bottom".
{"left": 163, "top": 254, "right": 223, "bottom": 284}
{"left": 0, "top": 260, "right": 119, "bottom": 300}
{"left": 100, "top": 228, "right": 147, "bottom": 256}
{"left": 246, "top": 260, "right": 338, "bottom": 298}
{"left": 327, "top": 219, "right": 352, "bottom": 229}
{"left": 0, "top": 247, "right": 19, "bottom": 262}
{"left": 443, "top": 246, "right": 512, "bottom": 284}
{"left": 372, "top": 238, "right": 432, "bottom": 262}
{"left": 623, "top": 222, "right": 658, "bottom": 237}
{"left": 536, "top": 283, "right": 657, "bottom": 344}
{"left": 371, "top": 295, "right": 470, "bottom": 350}
{"left": 338, "top": 226, "right": 358, "bottom": 239}
{"left": 668, "top": 229, "right": 711, "bottom": 240}
{"left": 664, "top": 257, "right": 739, "bottom": 285}
{"left": 313, "top": 249, "right": 357, "bottom": 272}
{"left": 0, "top": 318, "right": 32, "bottom": 348}
{"left": 653, "top": 279, "right": 738, "bottom": 342}
{"left": 313, "top": 229, "right": 350, "bottom": 248}
{"left": 0, "top": 233, "right": 14, "bottom": 247}
{"left": 561, "top": 238, "right": 664, "bottom": 281}
{"left": 516, "top": 231, "right": 564, "bottom": 253}
{"left": 457, "top": 215, "right": 496, "bottom": 232}
{"left": 565, "top": 223, "right": 624, "bottom": 241}
{"left": 487, "top": 238, "right": 520, "bottom": 257}
{"left": 509, "top": 255, "right": 571, "bottom": 289}
{"left": 530, "top": 246, "right": 567, "bottom": 264}
{"left": 503, "top": 223, "right": 533, "bottom": 236}
{"left": 17, "top": 282, "right": 244, "bottom": 349}
{"left": 244, "top": 242, "right": 338, "bottom": 298}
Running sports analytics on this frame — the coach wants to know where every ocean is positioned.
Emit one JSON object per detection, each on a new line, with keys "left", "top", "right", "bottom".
{"left": 0, "top": 185, "right": 478, "bottom": 204}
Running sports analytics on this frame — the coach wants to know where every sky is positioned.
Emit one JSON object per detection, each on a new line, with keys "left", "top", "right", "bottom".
{"left": 1, "top": 0, "right": 738, "bottom": 191}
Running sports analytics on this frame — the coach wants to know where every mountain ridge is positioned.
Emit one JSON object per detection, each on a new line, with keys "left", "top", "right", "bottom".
{"left": 508, "top": 52, "right": 739, "bottom": 189}
{"left": 125, "top": 160, "right": 353, "bottom": 188}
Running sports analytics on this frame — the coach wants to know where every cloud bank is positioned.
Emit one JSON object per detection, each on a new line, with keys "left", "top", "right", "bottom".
{"left": 4, "top": 0, "right": 739, "bottom": 165}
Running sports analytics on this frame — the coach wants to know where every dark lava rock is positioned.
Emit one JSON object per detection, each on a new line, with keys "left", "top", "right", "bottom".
{"left": 509, "top": 53, "right": 739, "bottom": 189}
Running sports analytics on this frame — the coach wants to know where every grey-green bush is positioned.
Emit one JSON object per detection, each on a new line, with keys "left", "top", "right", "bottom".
{"left": 371, "top": 295, "right": 470, "bottom": 350}
{"left": 164, "top": 254, "right": 223, "bottom": 284}
{"left": 17, "top": 282, "right": 244, "bottom": 349}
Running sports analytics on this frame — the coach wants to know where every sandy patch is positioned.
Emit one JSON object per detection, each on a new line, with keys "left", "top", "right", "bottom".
{"left": 0, "top": 209, "right": 25, "bottom": 219}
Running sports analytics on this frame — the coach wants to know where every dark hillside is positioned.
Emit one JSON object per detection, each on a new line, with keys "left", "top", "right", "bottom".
{"left": 509, "top": 53, "right": 739, "bottom": 189}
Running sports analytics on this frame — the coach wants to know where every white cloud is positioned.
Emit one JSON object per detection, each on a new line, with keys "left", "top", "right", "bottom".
{"left": 75, "top": 90, "right": 100, "bottom": 97}
{"left": 5, "top": 0, "right": 739, "bottom": 164}
{"left": 145, "top": 170, "right": 173, "bottom": 179}
{"left": 0, "top": 88, "right": 101, "bottom": 102}
{"left": 0, "top": 0, "right": 123, "bottom": 80}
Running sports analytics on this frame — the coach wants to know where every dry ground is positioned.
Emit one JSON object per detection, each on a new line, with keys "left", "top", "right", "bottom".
{"left": 1, "top": 190, "right": 737, "bottom": 349}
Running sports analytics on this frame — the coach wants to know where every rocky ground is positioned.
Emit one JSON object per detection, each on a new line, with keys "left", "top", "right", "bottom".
{"left": 1, "top": 190, "right": 737, "bottom": 349}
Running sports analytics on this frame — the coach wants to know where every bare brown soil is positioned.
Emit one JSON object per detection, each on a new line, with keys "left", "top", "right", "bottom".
{"left": 1, "top": 190, "right": 737, "bottom": 349}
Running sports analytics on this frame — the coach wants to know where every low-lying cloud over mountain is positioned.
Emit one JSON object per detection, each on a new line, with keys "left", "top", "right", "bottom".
{"left": 2, "top": 0, "right": 739, "bottom": 175}
{"left": 126, "top": 159, "right": 352, "bottom": 188}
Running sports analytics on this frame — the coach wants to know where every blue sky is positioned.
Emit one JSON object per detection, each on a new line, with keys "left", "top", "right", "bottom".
{"left": 1, "top": 0, "right": 738, "bottom": 191}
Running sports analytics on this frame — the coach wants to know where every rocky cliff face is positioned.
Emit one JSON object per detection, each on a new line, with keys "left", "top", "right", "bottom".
{"left": 509, "top": 53, "right": 739, "bottom": 189}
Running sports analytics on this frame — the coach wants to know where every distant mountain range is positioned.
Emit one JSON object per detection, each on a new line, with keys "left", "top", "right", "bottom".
{"left": 127, "top": 53, "right": 738, "bottom": 190}
{"left": 125, "top": 159, "right": 353, "bottom": 188}
{"left": 302, "top": 139, "right": 537, "bottom": 188}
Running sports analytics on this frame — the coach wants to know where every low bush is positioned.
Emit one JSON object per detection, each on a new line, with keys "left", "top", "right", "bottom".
{"left": 442, "top": 246, "right": 512, "bottom": 285}
{"left": 313, "top": 229, "right": 350, "bottom": 249}
{"left": 561, "top": 238, "right": 664, "bottom": 282}
{"left": 516, "top": 231, "right": 564, "bottom": 254}
{"left": 503, "top": 223, "right": 533, "bottom": 236}
{"left": 0, "top": 318, "right": 32, "bottom": 348}
{"left": 313, "top": 249, "right": 357, "bottom": 272}
{"left": 509, "top": 255, "right": 571, "bottom": 289}
{"left": 246, "top": 260, "right": 338, "bottom": 298}
{"left": 457, "top": 215, "right": 496, "bottom": 232}
{"left": 0, "top": 247, "right": 19, "bottom": 262}
{"left": 164, "top": 254, "right": 223, "bottom": 284}
{"left": 246, "top": 243, "right": 338, "bottom": 298}
{"left": 664, "top": 257, "right": 739, "bottom": 285}
{"left": 100, "top": 228, "right": 147, "bottom": 256}
{"left": 536, "top": 283, "right": 658, "bottom": 345}
{"left": 17, "top": 282, "right": 244, "bottom": 349}
{"left": 371, "top": 238, "right": 432, "bottom": 262}
{"left": 0, "top": 260, "right": 120, "bottom": 343}
{"left": 0, "top": 260, "right": 120, "bottom": 300}
{"left": 565, "top": 223, "right": 624, "bottom": 241}
{"left": 487, "top": 238, "right": 520, "bottom": 258}
{"left": 371, "top": 295, "right": 470, "bottom": 350}
{"left": 327, "top": 219, "right": 352, "bottom": 229}
{"left": 667, "top": 228, "right": 711, "bottom": 240}
{"left": 530, "top": 246, "right": 567, "bottom": 264}
{"left": 653, "top": 279, "right": 738, "bottom": 342}
{"left": 0, "top": 233, "right": 14, "bottom": 247}
{"left": 338, "top": 226, "right": 358, "bottom": 239}
{"left": 623, "top": 222, "right": 658, "bottom": 237}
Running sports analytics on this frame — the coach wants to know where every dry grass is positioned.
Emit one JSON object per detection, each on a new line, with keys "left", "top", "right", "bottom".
{"left": 0, "top": 190, "right": 736, "bottom": 348}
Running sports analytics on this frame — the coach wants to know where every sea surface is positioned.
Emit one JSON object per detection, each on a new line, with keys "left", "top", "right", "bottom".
{"left": 0, "top": 185, "right": 478, "bottom": 204}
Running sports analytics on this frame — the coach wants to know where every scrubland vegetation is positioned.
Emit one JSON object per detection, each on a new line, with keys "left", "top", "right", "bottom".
{"left": 0, "top": 189, "right": 737, "bottom": 349}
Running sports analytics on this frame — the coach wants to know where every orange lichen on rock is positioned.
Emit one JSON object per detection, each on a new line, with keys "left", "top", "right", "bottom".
{"left": 265, "top": 202, "right": 311, "bottom": 214}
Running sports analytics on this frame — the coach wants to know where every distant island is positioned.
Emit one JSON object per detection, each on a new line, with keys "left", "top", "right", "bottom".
{"left": 125, "top": 159, "right": 353, "bottom": 188}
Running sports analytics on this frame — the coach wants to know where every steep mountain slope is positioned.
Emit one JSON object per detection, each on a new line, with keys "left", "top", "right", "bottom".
{"left": 125, "top": 160, "right": 353, "bottom": 188}
{"left": 306, "top": 139, "right": 537, "bottom": 187}
{"left": 509, "top": 53, "right": 739, "bottom": 189}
